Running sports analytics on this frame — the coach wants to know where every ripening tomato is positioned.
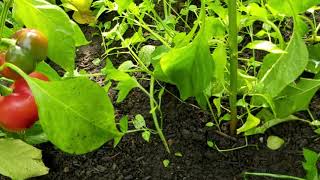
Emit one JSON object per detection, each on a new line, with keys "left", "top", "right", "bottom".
{"left": 0, "top": 72, "right": 48, "bottom": 132}
{"left": 12, "top": 28, "right": 48, "bottom": 62}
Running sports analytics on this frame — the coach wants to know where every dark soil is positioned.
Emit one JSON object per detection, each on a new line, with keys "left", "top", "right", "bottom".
{"left": 26, "top": 27, "right": 320, "bottom": 180}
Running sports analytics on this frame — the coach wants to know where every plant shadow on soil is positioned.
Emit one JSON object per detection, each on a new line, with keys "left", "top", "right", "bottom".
{"left": 2, "top": 27, "right": 319, "bottom": 180}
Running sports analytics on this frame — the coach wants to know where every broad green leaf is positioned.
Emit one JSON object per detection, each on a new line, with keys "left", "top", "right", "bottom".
{"left": 237, "top": 113, "right": 260, "bottom": 134}
{"left": 246, "top": 3, "right": 268, "bottom": 19}
{"left": 306, "top": 44, "right": 320, "bottom": 74}
{"left": 205, "top": 16, "right": 226, "bottom": 39}
{"left": 115, "top": 0, "right": 133, "bottom": 14}
{"left": 70, "top": 20, "right": 89, "bottom": 46}
{"left": 102, "top": 61, "right": 139, "bottom": 103}
{"left": 36, "top": 61, "right": 61, "bottom": 80}
{"left": 258, "top": 32, "right": 308, "bottom": 98}
{"left": 274, "top": 78, "right": 320, "bottom": 118}
{"left": 268, "top": 0, "right": 320, "bottom": 16}
{"left": 157, "top": 26, "right": 215, "bottom": 100}
{"left": 245, "top": 40, "right": 286, "bottom": 54}
{"left": 13, "top": 0, "right": 87, "bottom": 72}
{"left": 212, "top": 44, "right": 227, "bottom": 84}
{"left": 0, "top": 139, "right": 48, "bottom": 179}
{"left": 303, "top": 149, "right": 319, "bottom": 180}
{"left": 65, "top": 0, "right": 92, "bottom": 12}
{"left": 24, "top": 77, "right": 121, "bottom": 154}
{"left": 267, "top": 135, "right": 284, "bottom": 150}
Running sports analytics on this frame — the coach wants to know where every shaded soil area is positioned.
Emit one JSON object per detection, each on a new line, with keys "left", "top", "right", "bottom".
{"left": 31, "top": 27, "right": 320, "bottom": 180}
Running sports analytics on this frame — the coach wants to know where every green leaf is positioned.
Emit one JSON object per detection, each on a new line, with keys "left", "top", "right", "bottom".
{"left": 156, "top": 25, "right": 215, "bottom": 100}
{"left": 118, "top": 61, "right": 135, "bottom": 71}
{"left": 133, "top": 114, "right": 146, "bottom": 129}
{"left": 21, "top": 123, "right": 48, "bottom": 145}
{"left": 0, "top": 139, "right": 48, "bottom": 179}
{"left": 274, "top": 78, "right": 320, "bottom": 118}
{"left": 303, "top": 149, "right": 319, "bottom": 180}
{"left": 163, "top": 159, "right": 170, "bottom": 168}
{"left": 102, "top": 60, "right": 139, "bottom": 103}
{"left": 246, "top": 40, "right": 286, "bottom": 54}
{"left": 267, "top": 135, "right": 285, "bottom": 150}
{"left": 245, "top": 114, "right": 301, "bottom": 136}
{"left": 258, "top": 32, "right": 308, "bottom": 98}
{"left": 119, "top": 116, "right": 128, "bottom": 133}
{"left": 115, "top": 0, "right": 133, "bottom": 14}
{"left": 237, "top": 113, "right": 261, "bottom": 134}
{"left": 268, "top": 0, "right": 320, "bottom": 16}
{"left": 212, "top": 44, "right": 227, "bottom": 87}
{"left": 142, "top": 131, "right": 151, "bottom": 142}
{"left": 24, "top": 77, "right": 121, "bottom": 154}
{"left": 246, "top": 3, "right": 269, "bottom": 19}
{"left": 139, "top": 45, "right": 156, "bottom": 67}
{"left": 174, "top": 152, "right": 183, "bottom": 157}
{"left": 70, "top": 20, "right": 89, "bottom": 46}
{"left": 36, "top": 61, "right": 61, "bottom": 80}
{"left": 13, "top": 0, "right": 87, "bottom": 72}
{"left": 306, "top": 44, "right": 320, "bottom": 74}
{"left": 65, "top": 0, "right": 92, "bottom": 12}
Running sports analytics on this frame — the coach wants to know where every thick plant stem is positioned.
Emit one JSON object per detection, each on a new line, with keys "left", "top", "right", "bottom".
{"left": 150, "top": 76, "right": 170, "bottom": 153}
{"left": 228, "top": 0, "right": 238, "bottom": 135}
{"left": 0, "top": 0, "right": 13, "bottom": 39}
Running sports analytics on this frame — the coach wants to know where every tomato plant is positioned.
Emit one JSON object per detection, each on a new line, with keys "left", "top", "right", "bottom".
{"left": 1, "top": 0, "right": 320, "bottom": 179}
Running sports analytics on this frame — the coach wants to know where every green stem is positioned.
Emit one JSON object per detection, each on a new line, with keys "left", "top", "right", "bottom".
{"left": 228, "top": 0, "right": 238, "bottom": 135}
{"left": 243, "top": 172, "right": 305, "bottom": 180}
{"left": 150, "top": 76, "right": 170, "bottom": 153}
{"left": 163, "top": 0, "right": 168, "bottom": 19}
{"left": 205, "top": 96, "right": 221, "bottom": 131}
{"left": 0, "top": 0, "right": 13, "bottom": 39}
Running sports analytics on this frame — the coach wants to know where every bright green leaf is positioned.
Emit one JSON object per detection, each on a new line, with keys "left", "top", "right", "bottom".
{"left": 25, "top": 77, "right": 121, "bottom": 154}
{"left": 237, "top": 113, "right": 260, "bottom": 134}
{"left": 142, "top": 131, "right": 151, "bottom": 142}
{"left": 246, "top": 40, "right": 286, "bottom": 54}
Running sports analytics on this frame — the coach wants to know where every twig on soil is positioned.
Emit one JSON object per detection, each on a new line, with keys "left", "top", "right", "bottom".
{"left": 214, "top": 130, "right": 237, "bottom": 142}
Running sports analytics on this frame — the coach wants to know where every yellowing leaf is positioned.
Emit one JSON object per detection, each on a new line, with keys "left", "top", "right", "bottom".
{"left": 0, "top": 139, "right": 49, "bottom": 179}
{"left": 237, "top": 113, "right": 260, "bottom": 134}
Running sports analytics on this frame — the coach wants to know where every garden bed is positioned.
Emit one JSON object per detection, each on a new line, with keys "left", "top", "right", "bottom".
{"left": 32, "top": 28, "right": 320, "bottom": 180}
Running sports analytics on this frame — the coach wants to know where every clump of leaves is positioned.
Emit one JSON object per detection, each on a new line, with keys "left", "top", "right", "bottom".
{"left": 61, "top": 0, "right": 95, "bottom": 24}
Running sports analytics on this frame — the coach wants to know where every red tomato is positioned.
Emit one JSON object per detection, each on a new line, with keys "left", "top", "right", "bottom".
{"left": 0, "top": 72, "right": 48, "bottom": 132}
